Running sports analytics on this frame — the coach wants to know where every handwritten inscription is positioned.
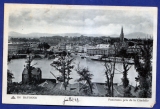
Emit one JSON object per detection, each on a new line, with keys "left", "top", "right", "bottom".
{"left": 63, "top": 97, "right": 79, "bottom": 105}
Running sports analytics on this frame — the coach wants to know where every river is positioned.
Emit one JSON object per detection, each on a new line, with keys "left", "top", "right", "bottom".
{"left": 8, "top": 55, "right": 138, "bottom": 86}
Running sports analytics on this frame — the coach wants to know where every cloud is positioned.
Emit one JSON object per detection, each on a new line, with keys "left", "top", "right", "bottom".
{"left": 84, "top": 18, "right": 94, "bottom": 26}
{"left": 8, "top": 7, "right": 154, "bottom": 35}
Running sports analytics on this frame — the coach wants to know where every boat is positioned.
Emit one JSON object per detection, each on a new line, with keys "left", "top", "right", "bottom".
{"left": 101, "top": 57, "right": 134, "bottom": 64}
{"left": 80, "top": 53, "right": 86, "bottom": 59}
{"left": 81, "top": 56, "right": 85, "bottom": 59}
{"left": 86, "top": 55, "right": 134, "bottom": 64}
{"left": 87, "top": 55, "right": 102, "bottom": 61}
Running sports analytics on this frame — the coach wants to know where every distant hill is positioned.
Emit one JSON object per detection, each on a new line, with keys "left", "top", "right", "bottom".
{"left": 9, "top": 31, "right": 108, "bottom": 38}
{"left": 9, "top": 31, "right": 55, "bottom": 38}
{"left": 9, "top": 31, "right": 25, "bottom": 38}
{"left": 109, "top": 34, "right": 119, "bottom": 38}
{"left": 9, "top": 31, "right": 151, "bottom": 39}
{"left": 108, "top": 32, "right": 150, "bottom": 39}
{"left": 124, "top": 32, "right": 150, "bottom": 39}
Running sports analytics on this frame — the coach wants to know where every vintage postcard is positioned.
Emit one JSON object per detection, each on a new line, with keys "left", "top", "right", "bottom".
{"left": 2, "top": 3, "right": 157, "bottom": 107}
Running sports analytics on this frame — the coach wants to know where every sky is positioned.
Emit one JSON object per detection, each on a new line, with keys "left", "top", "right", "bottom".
{"left": 8, "top": 6, "right": 155, "bottom": 36}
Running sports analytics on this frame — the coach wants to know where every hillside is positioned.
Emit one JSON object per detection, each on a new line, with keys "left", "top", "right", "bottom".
{"left": 9, "top": 31, "right": 151, "bottom": 39}
{"left": 125, "top": 32, "right": 150, "bottom": 39}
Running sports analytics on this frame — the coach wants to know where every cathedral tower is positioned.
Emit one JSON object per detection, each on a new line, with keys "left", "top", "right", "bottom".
{"left": 120, "top": 26, "right": 124, "bottom": 42}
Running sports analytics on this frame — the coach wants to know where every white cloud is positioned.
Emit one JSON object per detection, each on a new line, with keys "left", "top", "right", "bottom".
{"left": 8, "top": 7, "right": 154, "bottom": 35}
{"left": 93, "top": 15, "right": 108, "bottom": 23}
{"left": 84, "top": 18, "right": 94, "bottom": 26}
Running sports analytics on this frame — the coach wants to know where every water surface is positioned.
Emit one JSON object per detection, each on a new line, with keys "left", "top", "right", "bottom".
{"left": 8, "top": 55, "right": 138, "bottom": 86}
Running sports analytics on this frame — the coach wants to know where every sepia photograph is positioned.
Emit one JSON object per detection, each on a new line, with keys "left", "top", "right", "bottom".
{"left": 2, "top": 3, "right": 157, "bottom": 107}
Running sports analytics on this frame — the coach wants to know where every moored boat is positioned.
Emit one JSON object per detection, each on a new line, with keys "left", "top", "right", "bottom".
{"left": 86, "top": 55, "right": 134, "bottom": 64}
{"left": 87, "top": 55, "right": 102, "bottom": 60}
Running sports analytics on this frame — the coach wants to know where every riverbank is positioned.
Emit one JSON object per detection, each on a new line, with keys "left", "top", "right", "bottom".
{"left": 8, "top": 54, "right": 47, "bottom": 60}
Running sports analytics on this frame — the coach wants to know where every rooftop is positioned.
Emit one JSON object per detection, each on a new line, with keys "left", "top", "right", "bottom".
{"left": 22, "top": 67, "right": 41, "bottom": 75}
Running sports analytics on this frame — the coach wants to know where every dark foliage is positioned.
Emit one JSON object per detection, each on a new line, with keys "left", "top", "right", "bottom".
{"left": 76, "top": 65, "right": 94, "bottom": 95}
{"left": 38, "top": 42, "right": 50, "bottom": 51}
{"left": 51, "top": 55, "right": 74, "bottom": 90}
{"left": 10, "top": 38, "right": 40, "bottom": 43}
{"left": 7, "top": 70, "right": 14, "bottom": 83}
{"left": 134, "top": 39, "right": 153, "bottom": 98}
{"left": 121, "top": 57, "right": 132, "bottom": 97}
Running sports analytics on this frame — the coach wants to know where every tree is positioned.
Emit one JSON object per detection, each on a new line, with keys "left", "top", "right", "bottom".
{"left": 119, "top": 48, "right": 127, "bottom": 57}
{"left": 7, "top": 69, "right": 14, "bottom": 94}
{"left": 104, "top": 62, "right": 111, "bottom": 97}
{"left": 25, "top": 52, "right": 34, "bottom": 84}
{"left": 38, "top": 42, "right": 50, "bottom": 52}
{"left": 121, "top": 58, "right": 132, "bottom": 97}
{"left": 134, "top": 38, "right": 153, "bottom": 98}
{"left": 104, "top": 60, "right": 115, "bottom": 97}
{"left": 43, "top": 42, "right": 50, "bottom": 51}
{"left": 128, "top": 41, "right": 135, "bottom": 46}
{"left": 27, "top": 55, "right": 32, "bottom": 83}
{"left": 7, "top": 70, "right": 14, "bottom": 84}
{"left": 76, "top": 64, "right": 94, "bottom": 95}
{"left": 104, "top": 44, "right": 117, "bottom": 97}
{"left": 51, "top": 52, "right": 74, "bottom": 90}
{"left": 38, "top": 43, "right": 43, "bottom": 51}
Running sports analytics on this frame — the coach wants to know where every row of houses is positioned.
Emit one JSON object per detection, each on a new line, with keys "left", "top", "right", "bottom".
{"left": 47, "top": 42, "right": 141, "bottom": 57}
{"left": 87, "top": 44, "right": 112, "bottom": 56}
{"left": 8, "top": 43, "right": 29, "bottom": 54}
{"left": 8, "top": 42, "right": 71, "bottom": 55}
{"left": 8, "top": 41, "right": 142, "bottom": 57}
{"left": 8, "top": 42, "right": 40, "bottom": 54}
{"left": 87, "top": 42, "right": 142, "bottom": 57}
{"left": 87, "top": 48, "right": 115, "bottom": 56}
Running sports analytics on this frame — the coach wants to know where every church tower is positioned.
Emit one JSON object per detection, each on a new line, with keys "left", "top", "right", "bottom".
{"left": 120, "top": 26, "right": 124, "bottom": 42}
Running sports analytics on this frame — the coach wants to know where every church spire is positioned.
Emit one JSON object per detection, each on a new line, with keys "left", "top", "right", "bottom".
{"left": 120, "top": 26, "right": 124, "bottom": 42}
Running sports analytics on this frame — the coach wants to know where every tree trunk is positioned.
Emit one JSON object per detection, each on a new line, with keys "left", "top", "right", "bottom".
{"left": 111, "top": 77, "right": 114, "bottom": 97}
{"left": 63, "top": 61, "right": 66, "bottom": 90}
{"left": 106, "top": 75, "right": 111, "bottom": 96}
{"left": 111, "top": 62, "right": 116, "bottom": 97}
{"left": 28, "top": 55, "right": 32, "bottom": 84}
{"left": 87, "top": 80, "right": 93, "bottom": 94}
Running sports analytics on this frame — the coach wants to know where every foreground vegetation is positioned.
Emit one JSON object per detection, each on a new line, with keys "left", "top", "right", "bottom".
{"left": 7, "top": 82, "right": 85, "bottom": 96}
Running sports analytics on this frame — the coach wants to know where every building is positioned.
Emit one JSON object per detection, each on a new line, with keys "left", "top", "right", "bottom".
{"left": 8, "top": 43, "right": 30, "bottom": 54}
{"left": 108, "top": 47, "right": 116, "bottom": 56}
{"left": 66, "top": 44, "right": 72, "bottom": 52}
{"left": 112, "top": 27, "right": 128, "bottom": 52}
{"left": 58, "top": 43, "right": 66, "bottom": 51}
{"left": 120, "top": 26, "right": 124, "bottom": 42}
{"left": 30, "top": 43, "right": 39, "bottom": 50}
{"left": 72, "top": 44, "right": 89, "bottom": 53}
{"left": 103, "top": 36, "right": 111, "bottom": 43}
{"left": 96, "top": 44, "right": 110, "bottom": 48}
{"left": 47, "top": 46, "right": 55, "bottom": 52}
{"left": 87, "top": 27, "right": 127, "bottom": 57}
{"left": 72, "top": 45, "right": 79, "bottom": 52}
{"left": 87, "top": 44, "right": 110, "bottom": 56}
{"left": 126, "top": 45, "right": 141, "bottom": 57}
{"left": 22, "top": 66, "right": 42, "bottom": 84}
{"left": 83, "top": 44, "right": 90, "bottom": 53}
{"left": 77, "top": 46, "right": 85, "bottom": 53}
{"left": 87, "top": 48, "right": 109, "bottom": 56}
